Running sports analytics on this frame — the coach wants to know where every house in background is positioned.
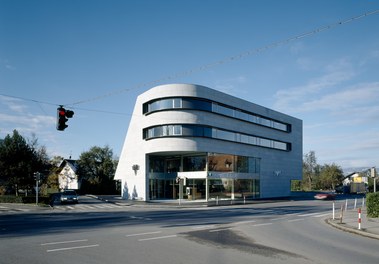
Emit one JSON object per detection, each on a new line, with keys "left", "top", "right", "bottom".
{"left": 341, "top": 172, "right": 368, "bottom": 193}
{"left": 343, "top": 172, "right": 368, "bottom": 185}
{"left": 58, "top": 159, "right": 80, "bottom": 191}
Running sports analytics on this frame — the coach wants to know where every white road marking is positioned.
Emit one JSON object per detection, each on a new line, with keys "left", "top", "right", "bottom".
{"left": 46, "top": 244, "right": 99, "bottom": 252}
{"left": 271, "top": 217, "right": 288, "bottom": 221}
{"left": 190, "top": 225, "right": 216, "bottom": 230}
{"left": 285, "top": 213, "right": 300, "bottom": 217}
{"left": 252, "top": 223, "right": 273, "bottom": 227}
{"left": 209, "top": 228, "right": 233, "bottom": 232}
{"left": 298, "top": 212, "right": 322, "bottom": 217}
{"left": 234, "top": 220, "right": 256, "bottom": 225}
{"left": 288, "top": 218, "right": 305, "bottom": 222}
{"left": 126, "top": 231, "right": 162, "bottom": 237}
{"left": 41, "top": 239, "right": 88, "bottom": 246}
{"left": 312, "top": 213, "right": 330, "bottom": 218}
{"left": 138, "top": 235, "right": 177, "bottom": 241}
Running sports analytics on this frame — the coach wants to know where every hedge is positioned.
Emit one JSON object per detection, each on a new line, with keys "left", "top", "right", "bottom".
{"left": 366, "top": 192, "right": 379, "bottom": 218}
{"left": 0, "top": 195, "right": 50, "bottom": 205}
{"left": 0, "top": 195, "right": 23, "bottom": 203}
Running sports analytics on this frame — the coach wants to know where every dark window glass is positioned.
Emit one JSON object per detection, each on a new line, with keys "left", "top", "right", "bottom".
{"left": 182, "top": 98, "right": 212, "bottom": 111}
{"left": 149, "top": 156, "right": 165, "bottom": 173}
{"left": 183, "top": 156, "right": 206, "bottom": 171}
{"left": 236, "top": 156, "right": 249, "bottom": 173}
{"left": 203, "top": 127, "right": 212, "bottom": 138}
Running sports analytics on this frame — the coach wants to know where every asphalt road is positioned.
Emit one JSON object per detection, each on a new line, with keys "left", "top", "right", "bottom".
{"left": 0, "top": 197, "right": 378, "bottom": 264}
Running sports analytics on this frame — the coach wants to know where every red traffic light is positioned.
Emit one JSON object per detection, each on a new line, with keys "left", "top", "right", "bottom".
{"left": 56, "top": 107, "right": 74, "bottom": 131}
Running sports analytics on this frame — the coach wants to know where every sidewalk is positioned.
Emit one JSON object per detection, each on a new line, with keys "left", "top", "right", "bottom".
{"left": 326, "top": 207, "right": 379, "bottom": 240}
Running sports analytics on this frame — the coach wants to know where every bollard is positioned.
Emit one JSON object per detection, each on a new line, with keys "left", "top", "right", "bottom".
{"left": 354, "top": 198, "right": 357, "bottom": 209}
{"left": 216, "top": 196, "right": 219, "bottom": 206}
{"left": 340, "top": 204, "right": 344, "bottom": 224}
{"left": 333, "top": 202, "right": 335, "bottom": 220}
{"left": 345, "top": 199, "right": 348, "bottom": 211}
{"left": 244, "top": 196, "right": 246, "bottom": 205}
{"left": 362, "top": 197, "right": 365, "bottom": 208}
{"left": 358, "top": 208, "right": 362, "bottom": 230}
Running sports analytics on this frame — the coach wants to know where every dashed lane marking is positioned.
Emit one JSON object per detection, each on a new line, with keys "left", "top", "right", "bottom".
{"left": 252, "top": 223, "right": 273, "bottom": 227}
{"left": 41, "top": 239, "right": 89, "bottom": 246}
{"left": 46, "top": 244, "right": 99, "bottom": 252}
{"left": 126, "top": 231, "right": 162, "bottom": 237}
{"left": 288, "top": 218, "right": 305, "bottom": 222}
{"left": 138, "top": 235, "right": 178, "bottom": 242}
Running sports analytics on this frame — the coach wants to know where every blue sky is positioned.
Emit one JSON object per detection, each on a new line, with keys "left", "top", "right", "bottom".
{"left": 1, "top": 0, "right": 378, "bottom": 170}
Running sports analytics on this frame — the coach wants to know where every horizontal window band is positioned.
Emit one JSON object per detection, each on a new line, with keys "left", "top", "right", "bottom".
{"left": 143, "top": 124, "right": 291, "bottom": 152}
{"left": 142, "top": 97, "right": 291, "bottom": 133}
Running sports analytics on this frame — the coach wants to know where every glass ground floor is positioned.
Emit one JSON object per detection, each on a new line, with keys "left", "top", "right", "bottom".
{"left": 149, "top": 177, "right": 260, "bottom": 200}
{"left": 148, "top": 152, "right": 260, "bottom": 201}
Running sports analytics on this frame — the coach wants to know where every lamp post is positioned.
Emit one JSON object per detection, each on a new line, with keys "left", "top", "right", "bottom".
{"left": 370, "top": 167, "right": 377, "bottom": 193}
{"left": 34, "top": 172, "right": 40, "bottom": 205}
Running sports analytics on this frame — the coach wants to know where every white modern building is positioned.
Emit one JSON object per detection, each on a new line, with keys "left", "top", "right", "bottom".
{"left": 115, "top": 84, "right": 302, "bottom": 201}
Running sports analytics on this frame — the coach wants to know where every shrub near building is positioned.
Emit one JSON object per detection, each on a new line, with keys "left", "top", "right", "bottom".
{"left": 366, "top": 192, "right": 379, "bottom": 218}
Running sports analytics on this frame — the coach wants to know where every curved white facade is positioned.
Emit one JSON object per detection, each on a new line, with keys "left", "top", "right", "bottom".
{"left": 115, "top": 84, "right": 302, "bottom": 201}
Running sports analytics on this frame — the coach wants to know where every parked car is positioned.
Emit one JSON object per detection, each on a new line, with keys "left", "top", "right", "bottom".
{"left": 60, "top": 190, "right": 79, "bottom": 204}
{"left": 314, "top": 193, "right": 336, "bottom": 200}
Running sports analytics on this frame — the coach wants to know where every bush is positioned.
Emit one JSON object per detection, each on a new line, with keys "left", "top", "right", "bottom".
{"left": 366, "top": 192, "right": 379, "bottom": 218}
{"left": 0, "top": 195, "right": 51, "bottom": 205}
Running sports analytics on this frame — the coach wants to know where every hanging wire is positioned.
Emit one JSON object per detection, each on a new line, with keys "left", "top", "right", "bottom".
{"left": 2, "top": 9, "right": 379, "bottom": 112}
{"left": 65, "top": 9, "right": 379, "bottom": 107}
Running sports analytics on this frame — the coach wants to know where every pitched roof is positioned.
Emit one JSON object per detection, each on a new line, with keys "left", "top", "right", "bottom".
{"left": 58, "top": 159, "right": 78, "bottom": 173}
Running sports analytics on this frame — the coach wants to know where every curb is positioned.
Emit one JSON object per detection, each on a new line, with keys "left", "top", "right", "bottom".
{"left": 325, "top": 218, "right": 379, "bottom": 240}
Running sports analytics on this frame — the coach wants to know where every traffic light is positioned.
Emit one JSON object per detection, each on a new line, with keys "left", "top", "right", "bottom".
{"left": 56, "top": 106, "right": 74, "bottom": 131}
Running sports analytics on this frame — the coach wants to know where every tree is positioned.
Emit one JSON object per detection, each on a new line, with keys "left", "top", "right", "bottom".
{"left": 319, "top": 163, "right": 344, "bottom": 190}
{"left": 45, "top": 156, "right": 64, "bottom": 192}
{"left": 77, "top": 146, "right": 118, "bottom": 194}
{"left": 0, "top": 130, "right": 46, "bottom": 195}
{"left": 302, "top": 151, "right": 320, "bottom": 190}
{"left": 28, "top": 133, "right": 50, "bottom": 170}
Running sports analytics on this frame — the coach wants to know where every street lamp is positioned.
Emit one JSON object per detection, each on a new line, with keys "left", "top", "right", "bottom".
{"left": 34, "top": 172, "right": 40, "bottom": 205}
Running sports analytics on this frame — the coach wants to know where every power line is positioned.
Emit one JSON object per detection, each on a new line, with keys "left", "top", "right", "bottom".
{"left": 0, "top": 93, "right": 58, "bottom": 107}
{"left": 70, "top": 106, "right": 130, "bottom": 116}
{"left": 0, "top": 93, "right": 130, "bottom": 116}
{"left": 2, "top": 9, "right": 379, "bottom": 111}
{"left": 66, "top": 9, "right": 379, "bottom": 107}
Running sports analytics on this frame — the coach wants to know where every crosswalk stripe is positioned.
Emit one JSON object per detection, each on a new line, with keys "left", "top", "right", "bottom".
{"left": 53, "top": 203, "right": 121, "bottom": 211}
